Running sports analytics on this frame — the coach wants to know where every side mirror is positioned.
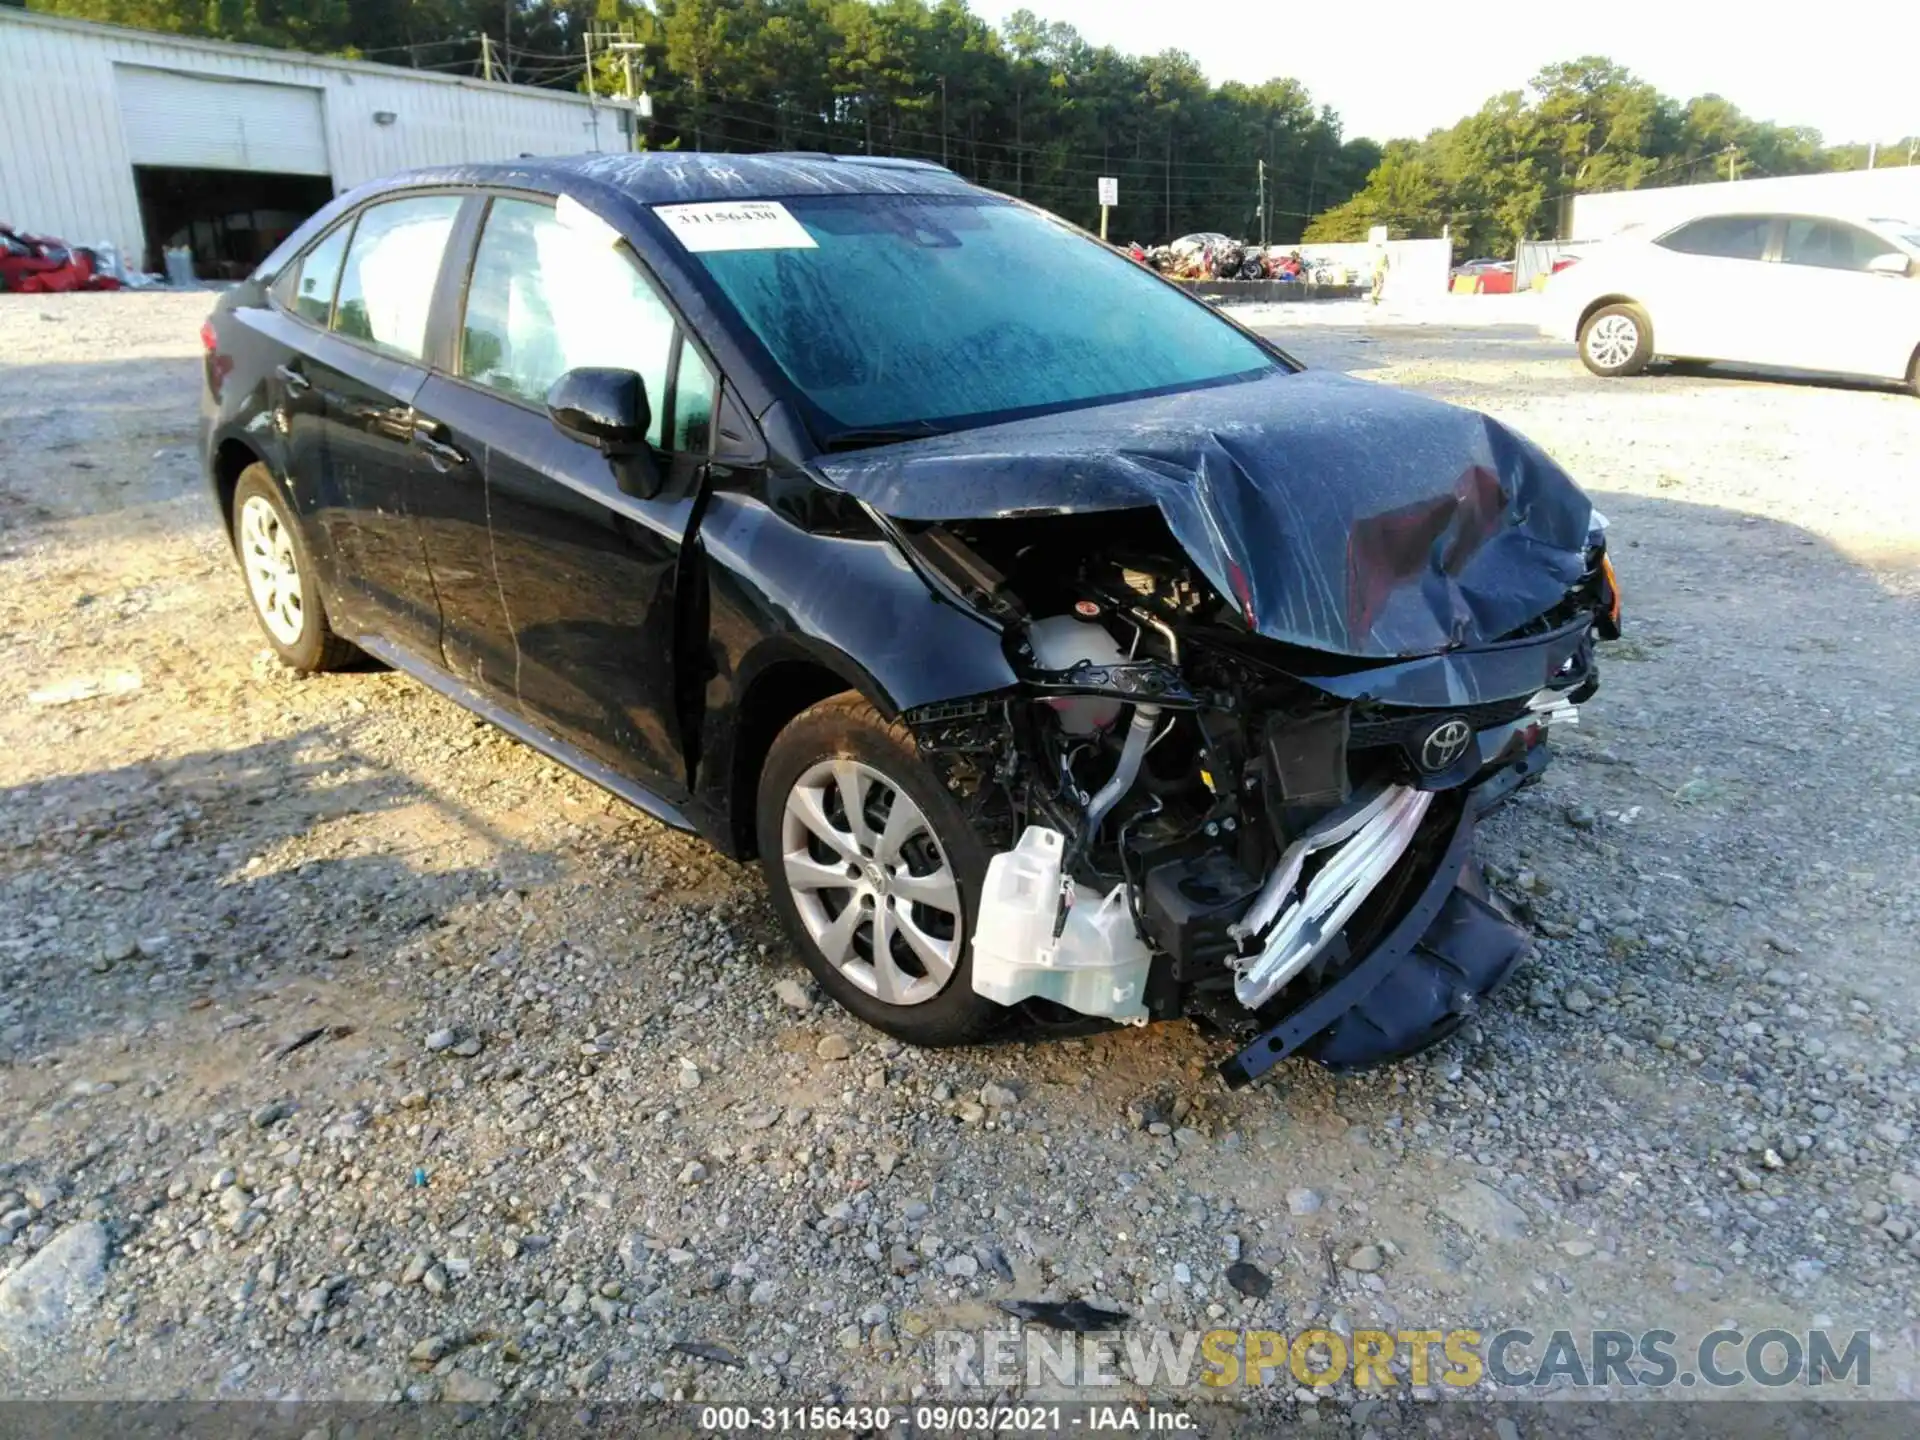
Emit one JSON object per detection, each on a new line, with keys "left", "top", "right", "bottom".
{"left": 546, "top": 367, "right": 651, "bottom": 453}
{"left": 1867, "top": 252, "right": 1913, "bottom": 277}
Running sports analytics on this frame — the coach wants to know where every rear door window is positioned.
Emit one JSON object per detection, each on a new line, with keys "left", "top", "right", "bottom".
{"left": 331, "top": 194, "right": 463, "bottom": 360}
{"left": 1656, "top": 215, "right": 1772, "bottom": 261}
{"left": 277, "top": 221, "right": 352, "bottom": 326}
{"left": 457, "top": 197, "right": 677, "bottom": 447}
{"left": 1780, "top": 218, "right": 1893, "bottom": 271}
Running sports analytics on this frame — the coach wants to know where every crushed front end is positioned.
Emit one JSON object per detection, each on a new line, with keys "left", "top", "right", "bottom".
{"left": 896, "top": 508, "right": 1620, "bottom": 1085}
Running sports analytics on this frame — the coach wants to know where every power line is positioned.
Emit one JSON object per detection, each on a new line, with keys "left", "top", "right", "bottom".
{"left": 676, "top": 99, "right": 1329, "bottom": 204}
{"left": 347, "top": 36, "right": 480, "bottom": 60}
{"left": 684, "top": 88, "right": 1336, "bottom": 173}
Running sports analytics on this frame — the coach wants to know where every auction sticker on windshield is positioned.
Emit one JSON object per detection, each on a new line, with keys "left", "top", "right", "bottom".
{"left": 655, "top": 200, "right": 817, "bottom": 252}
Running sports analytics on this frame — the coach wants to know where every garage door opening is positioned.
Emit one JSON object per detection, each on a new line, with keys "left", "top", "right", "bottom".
{"left": 132, "top": 166, "right": 334, "bottom": 280}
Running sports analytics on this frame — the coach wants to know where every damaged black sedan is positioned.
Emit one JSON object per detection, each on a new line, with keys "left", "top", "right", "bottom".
{"left": 201, "top": 153, "right": 1621, "bottom": 1086}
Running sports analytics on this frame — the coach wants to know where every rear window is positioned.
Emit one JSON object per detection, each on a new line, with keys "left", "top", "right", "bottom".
{"left": 1657, "top": 215, "right": 1771, "bottom": 261}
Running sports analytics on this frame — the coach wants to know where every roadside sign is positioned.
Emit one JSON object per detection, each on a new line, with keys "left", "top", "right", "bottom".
{"left": 1098, "top": 176, "right": 1119, "bottom": 208}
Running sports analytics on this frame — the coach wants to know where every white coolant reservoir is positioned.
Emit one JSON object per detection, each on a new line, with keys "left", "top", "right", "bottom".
{"left": 971, "top": 826, "right": 1151, "bottom": 1024}
{"left": 1026, "top": 615, "right": 1127, "bottom": 734}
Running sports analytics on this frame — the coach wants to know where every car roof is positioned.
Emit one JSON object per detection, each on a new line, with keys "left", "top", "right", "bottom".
{"left": 1659, "top": 209, "right": 1906, "bottom": 230}
{"left": 254, "top": 150, "right": 992, "bottom": 287}
{"left": 381, "top": 151, "right": 981, "bottom": 205}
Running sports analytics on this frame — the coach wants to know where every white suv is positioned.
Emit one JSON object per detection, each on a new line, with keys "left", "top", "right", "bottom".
{"left": 1541, "top": 211, "right": 1920, "bottom": 393}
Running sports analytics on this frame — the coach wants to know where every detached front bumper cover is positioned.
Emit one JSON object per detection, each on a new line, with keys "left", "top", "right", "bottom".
{"left": 1217, "top": 745, "right": 1546, "bottom": 1087}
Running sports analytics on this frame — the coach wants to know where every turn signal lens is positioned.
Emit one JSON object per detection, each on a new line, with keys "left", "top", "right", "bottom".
{"left": 199, "top": 321, "right": 218, "bottom": 352}
{"left": 1599, "top": 550, "right": 1622, "bottom": 628}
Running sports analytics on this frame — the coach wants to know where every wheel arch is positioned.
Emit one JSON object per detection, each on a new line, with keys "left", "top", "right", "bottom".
{"left": 211, "top": 437, "right": 266, "bottom": 541}
{"left": 1577, "top": 293, "right": 1645, "bottom": 337}
{"left": 718, "top": 649, "right": 871, "bottom": 860}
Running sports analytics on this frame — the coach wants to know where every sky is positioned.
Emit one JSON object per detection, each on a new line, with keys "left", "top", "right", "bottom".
{"left": 992, "top": 0, "right": 1920, "bottom": 148}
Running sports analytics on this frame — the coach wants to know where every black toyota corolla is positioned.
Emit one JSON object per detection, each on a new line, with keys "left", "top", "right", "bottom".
{"left": 200, "top": 152, "right": 1620, "bottom": 1085}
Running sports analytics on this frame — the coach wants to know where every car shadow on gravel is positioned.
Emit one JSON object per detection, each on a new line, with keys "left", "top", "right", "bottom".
{"left": 0, "top": 725, "right": 548, "bottom": 1066}
{"left": 1651, "top": 358, "right": 1915, "bottom": 397}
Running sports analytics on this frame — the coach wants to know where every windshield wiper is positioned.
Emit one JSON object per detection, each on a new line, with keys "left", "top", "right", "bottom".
{"left": 821, "top": 421, "right": 945, "bottom": 452}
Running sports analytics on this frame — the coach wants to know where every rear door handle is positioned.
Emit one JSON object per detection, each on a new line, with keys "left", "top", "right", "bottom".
{"left": 411, "top": 418, "right": 468, "bottom": 469}
{"left": 275, "top": 363, "right": 311, "bottom": 394}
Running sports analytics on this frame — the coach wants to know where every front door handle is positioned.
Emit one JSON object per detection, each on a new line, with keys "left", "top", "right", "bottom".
{"left": 411, "top": 419, "right": 468, "bottom": 470}
{"left": 275, "top": 363, "right": 311, "bottom": 394}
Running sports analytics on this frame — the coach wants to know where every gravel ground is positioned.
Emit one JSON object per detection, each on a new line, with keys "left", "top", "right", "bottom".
{"left": 1, "top": 291, "right": 1918, "bottom": 1413}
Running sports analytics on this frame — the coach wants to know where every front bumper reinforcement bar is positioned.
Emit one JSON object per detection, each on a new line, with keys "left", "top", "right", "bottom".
{"left": 1217, "top": 744, "right": 1549, "bottom": 1087}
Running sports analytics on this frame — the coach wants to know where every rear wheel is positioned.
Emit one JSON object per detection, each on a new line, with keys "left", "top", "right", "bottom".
{"left": 231, "top": 464, "right": 358, "bottom": 673}
{"left": 1578, "top": 303, "right": 1653, "bottom": 377}
{"left": 756, "top": 693, "right": 1001, "bottom": 1046}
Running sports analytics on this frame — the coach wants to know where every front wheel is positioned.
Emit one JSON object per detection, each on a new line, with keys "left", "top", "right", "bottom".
{"left": 756, "top": 694, "right": 1002, "bottom": 1047}
{"left": 1578, "top": 303, "right": 1653, "bottom": 377}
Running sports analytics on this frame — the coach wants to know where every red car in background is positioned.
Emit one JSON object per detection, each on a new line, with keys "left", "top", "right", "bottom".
{"left": 1452, "top": 257, "right": 1515, "bottom": 294}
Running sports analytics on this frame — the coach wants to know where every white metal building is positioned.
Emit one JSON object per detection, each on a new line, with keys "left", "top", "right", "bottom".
{"left": 0, "top": 10, "right": 610, "bottom": 276}
{"left": 1567, "top": 168, "right": 1920, "bottom": 241}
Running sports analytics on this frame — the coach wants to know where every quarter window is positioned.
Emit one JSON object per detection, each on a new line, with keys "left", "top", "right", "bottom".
{"left": 673, "top": 343, "right": 716, "bottom": 452}
{"left": 331, "top": 195, "right": 462, "bottom": 361}
{"left": 1657, "top": 215, "right": 1771, "bottom": 261}
{"left": 279, "top": 221, "right": 351, "bottom": 326}
{"left": 459, "top": 197, "right": 676, "bottom": 447}
{"left": 1780, "top": 219, "right": 1892, "bottom": 272}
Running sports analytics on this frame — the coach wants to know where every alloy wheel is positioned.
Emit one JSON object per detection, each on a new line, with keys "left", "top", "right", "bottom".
{"left": 238, "top": 494, "right": 304, "bottom": 646}
{"left": 1585, "top": 313, "right": 1640, "bottom": 370}
{"left": 779, "top": 758, "right": 962, "bottom": 1007}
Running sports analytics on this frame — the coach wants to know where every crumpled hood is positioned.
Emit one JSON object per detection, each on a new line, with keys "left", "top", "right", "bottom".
{"left": 816, "top": 368, "right": 1594, "bottom": 658}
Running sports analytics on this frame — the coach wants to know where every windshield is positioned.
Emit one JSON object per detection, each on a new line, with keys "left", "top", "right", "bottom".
{"left": 664, "top": 193, "right": 1279, "bottom": 437}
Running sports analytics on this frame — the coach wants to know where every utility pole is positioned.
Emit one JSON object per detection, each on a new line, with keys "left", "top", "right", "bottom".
{"left": 589, "top": 35, "right": 649, "bottom": 153}
{"left": 1014, "top": 87, "right": 1023, "bottom": 195}
{"left": 624, "top": 51, "right": 639, "bottom": 152}
{"left": 1867, "top": 141, "right": 1878, "bottom": 170}
{"left": 1164, "top": 114, "right": 1173, "bottom": 241}
{"left": 502, "top": 0, "right": 513, "bottom": 81}
{"left": 1257, "top": 159, "right": 1267, "bottom": 249}
{"left": 940, "top": 75, "right": 949, "bottom": 168}
{"left": 584, "top": 29, "right": 599, "bottom": 150}
{"left": 480, "top": 33, "right": 494, "bottom": 83}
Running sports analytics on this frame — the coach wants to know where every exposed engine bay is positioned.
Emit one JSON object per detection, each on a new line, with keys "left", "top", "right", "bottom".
{"left": 895, "top": 508, "right": 1620, "bottom": 1084}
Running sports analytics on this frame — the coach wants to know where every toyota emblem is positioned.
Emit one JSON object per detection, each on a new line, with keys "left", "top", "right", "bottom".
{"left": 1418, "top": 717, "right": 1473, "bottom": 773}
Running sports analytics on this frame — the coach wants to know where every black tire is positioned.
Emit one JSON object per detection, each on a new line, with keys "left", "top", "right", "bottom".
{"left": 1577, "top": 302, "right": 1653, "bottom": 377}
{"left": 1907, "top": 346, "right": 1920, "bottom": 399}
{"left": 230, "top": 464, "right": 358, "bottom": 673}
{"left": 756, "top": 693, "right": 1002, "bottom": 1047}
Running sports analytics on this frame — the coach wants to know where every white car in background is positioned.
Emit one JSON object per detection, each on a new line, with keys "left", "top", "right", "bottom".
{"left": 1541, "top": 211, "right": 1920, "bottom": 393}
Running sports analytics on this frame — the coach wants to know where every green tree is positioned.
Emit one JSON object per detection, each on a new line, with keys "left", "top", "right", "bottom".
{"left": 1305, "top": 54, "right": 1861, "bottom": 257}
